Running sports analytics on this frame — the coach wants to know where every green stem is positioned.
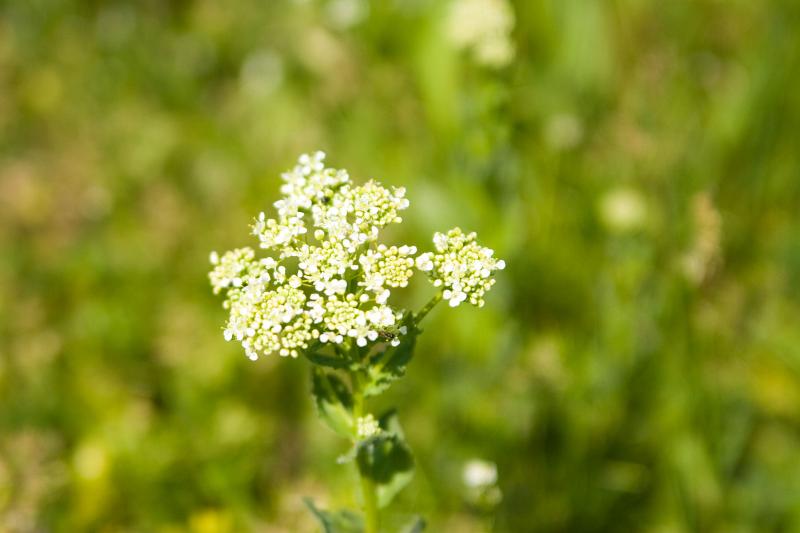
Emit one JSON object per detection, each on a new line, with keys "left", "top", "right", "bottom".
{"left": 415, "top": 291, "right": 443, "bottom": 323}
{"left": 352, "top": 373, "right": 379, "bottom": 533}
{"left": 360, "top": 471, "right": 379, "bottom": 533}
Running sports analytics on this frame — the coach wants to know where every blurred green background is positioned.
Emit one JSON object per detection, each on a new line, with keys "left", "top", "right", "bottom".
{"left": 2, "top": 0, "right": 800, "bottom": 531}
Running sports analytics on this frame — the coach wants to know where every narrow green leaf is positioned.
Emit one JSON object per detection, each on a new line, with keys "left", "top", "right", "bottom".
{"left": 311, "top": 368, "right": 354, "bottom": 438}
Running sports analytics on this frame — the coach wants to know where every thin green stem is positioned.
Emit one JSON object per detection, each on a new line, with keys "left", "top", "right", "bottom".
{"left": 351, "top": 372, "right": 379, "bottom": 533}
{"left": 415, "top": 291, "right": 443, "bottom": 323}
{"left": 352, "top": 372, "right": 365, "bottom": 419}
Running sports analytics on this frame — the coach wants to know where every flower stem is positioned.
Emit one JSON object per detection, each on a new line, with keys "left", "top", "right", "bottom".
{"left": 415, "top": 291, "right": 443, "bottom": 323}
{"left": 352, "top": 374, "right": 379, "bottom": 533}
{"left": 360, "top": 471, "right": 379, "bottom": 533}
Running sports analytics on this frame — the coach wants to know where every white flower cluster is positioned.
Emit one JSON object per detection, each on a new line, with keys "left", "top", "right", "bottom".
{"left": 210, "top": 152, "right": 413, "bottom": 360}
{"left": 447, "top": 0, "right": 515, "bottom": 68}
{"left": 463, "top": 459, "right": 498, "bottom": 489}
{"left": 416, "top": 228, "right": 505, "bottom": 308}
{"left": 359, "top": 244, "right": 416, "bottom": 304}
{"left": 462, "top": 458, "right": 503, "bottom": 506}
{"left": 356, "top": 414, "right": 381, "bottom": 439}
{"left": 210, "top": 152, "right": 505, "bottom": 360}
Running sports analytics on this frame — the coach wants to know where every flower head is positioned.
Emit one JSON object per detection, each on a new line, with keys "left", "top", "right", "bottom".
{"left": 416, "top": 228, "right": 505, "bottom": 308}
{"left": 210, "top": 152, "right": 412, "bottom": 360}
{"left": 210, "top": 153, "right": 504, "bottom": 361}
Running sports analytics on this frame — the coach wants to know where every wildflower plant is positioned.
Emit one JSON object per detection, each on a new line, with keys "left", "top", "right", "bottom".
{"left": 209, "top": 152, "right": 505, "bottom": 532}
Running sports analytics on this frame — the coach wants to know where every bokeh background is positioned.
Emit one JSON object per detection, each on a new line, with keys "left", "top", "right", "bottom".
{"left": 2, "top": 0, "right": 800, "bottom": 531}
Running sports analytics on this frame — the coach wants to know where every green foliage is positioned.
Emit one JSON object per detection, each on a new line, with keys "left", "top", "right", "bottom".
{"left": 305, "top": 498, "right": 364, "bottom": 533}
{"left": 365, "top": 314, "right": 421, "bottom": 397}
{"left": 356, "top": 433, "right": 414, "bottom": 509}
{"left": 312, "top": 368, "right": 355, "bottom": 438}
{"left": 357, "top": 423, "right": 410, "bottom": 482}
{"left": 376, "top": 411, "right": 416, "bottom": 508}
{"left": 306, "top": 350, "right": 356, "bottom": 370}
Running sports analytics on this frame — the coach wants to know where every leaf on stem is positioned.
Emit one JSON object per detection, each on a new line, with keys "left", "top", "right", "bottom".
{"left": 356, "top": 416, "right": 415, "bottom": 508}
{"left": 311, "top": 367, "right": 354, "bottom": 438}
{"left": 306, "top": 350, "right": 353, "bottom": 369}
{"left": 364, "top": 313, "right": 420, "bottom": 397}
{"left": 378, "top": 409, "right": 404, "bottom": 437}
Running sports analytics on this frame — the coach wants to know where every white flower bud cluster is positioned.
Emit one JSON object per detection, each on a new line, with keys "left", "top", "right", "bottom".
{"left": 209, "top": 248, "right": 255, "bottom": 294}
{"left": 210, "top": 152, "right": 411, "bottom": 360}
{"left": 357, "top": 414, "right": 381, "bottom": 439}
{"left": 416, "top": 228, "right": 506, "bottom": 308}
{"left": 359, "top": 244, "right": 416, "bottom": 304}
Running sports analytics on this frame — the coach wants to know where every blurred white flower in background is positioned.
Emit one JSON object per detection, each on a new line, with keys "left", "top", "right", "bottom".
{"left": 447, "top": 0, "right": 515, "bottom": 68}
{"left": 463, "top": 459, "right": 497, "bottom": 488}
{"left": 462, "top": 459, "right": 502, "bottom": 507}
{"left": 544, "top": 113, "right": 585, "bottom": 151}
{"left": 325, "top": 0, "right": 368, "bottom": 29}
{"left": 240, "top": 49, "right": 284, "bottom": 99}
{"left": 599, "top": 187, "right": 647, "bottom": 233}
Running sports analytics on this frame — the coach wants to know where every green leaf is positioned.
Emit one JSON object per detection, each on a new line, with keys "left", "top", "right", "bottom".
{"left": 356, "top": 432, "right": 415, "bottom": 507}
{"left": 336, "top": 443, "right": 358, "bottom": 464}
{"left": 377, "top": 411, "right": 414, "bottom": 507}
{"left": 377, "top": 458, "right": 414, "bottom": 507}
{"left": 311, "top": 368, "right": 354, "bottom": 438}
{"left": 304, "top": 498, "right": 363, "bottom": 533}
{"left": 378, "top": 409, "right": 405, "bottom": 437}
{"left": 364, "top": 314, "right": 420, "bottom": 397}
{"left": 306, "top": 350, "right": 352, "bottom": 369}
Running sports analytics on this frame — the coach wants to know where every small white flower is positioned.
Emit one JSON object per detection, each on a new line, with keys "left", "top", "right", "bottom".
{"left": 415, "top": 253, "right": 434, "bottom": 272}
{"left": 366, "top": 306, "right": 397, "bottom": 328}
{"left": 463, "top": 459, "right": 498, "bottom": 489}
{"left": 376, "top": 289, "right": 390, "bottom": 305}
{"left": 433, "top": 232, "right": 448, "bottom": 252}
